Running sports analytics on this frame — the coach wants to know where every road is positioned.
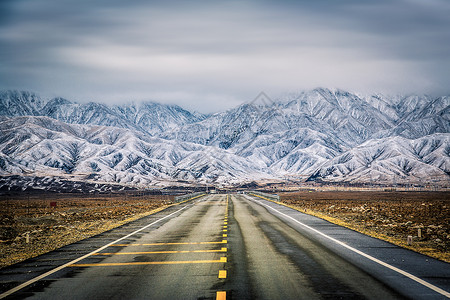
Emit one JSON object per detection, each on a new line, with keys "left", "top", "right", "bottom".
{"left": 0, "top": 194, "right": 449, "bottom": 299}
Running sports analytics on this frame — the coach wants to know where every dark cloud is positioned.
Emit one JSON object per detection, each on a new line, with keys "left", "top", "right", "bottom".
{"left": 1, "top": 0, "right": 449, "bottom": 112}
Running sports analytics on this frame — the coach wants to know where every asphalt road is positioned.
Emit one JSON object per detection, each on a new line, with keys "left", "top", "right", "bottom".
{"left": 1, "top": 194, "right": 449, "bottom": 299}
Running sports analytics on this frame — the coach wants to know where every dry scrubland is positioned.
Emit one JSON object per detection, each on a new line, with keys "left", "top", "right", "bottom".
{"left": 0, "top": 193, "right": 172, "bottom": 268}
{"left": 1, "top": 191, "right": 448, "bottom": 269}
{"left": 280, "top": 191, "right": 450, "bottom": 262}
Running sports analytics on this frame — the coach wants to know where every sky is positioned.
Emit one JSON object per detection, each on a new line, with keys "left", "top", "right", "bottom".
{"left": 1, "top": 0, "right": 450, "bottom": 113}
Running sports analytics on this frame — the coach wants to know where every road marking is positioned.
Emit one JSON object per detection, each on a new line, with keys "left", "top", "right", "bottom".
{"left": 111, "top": 240, "right": 227, "bottom": 246}
{"left": 216, "top": 291, "right": 226, "bottom": 300}
{"left": 215, "top": 196, "right": 228, "bottom": 299}
{"left": 249, "top": 195, "right": 450, "bottom": 298}
{"left": 0, "top": 204, "right": 191, "bottom": 299}
{"left": 93, "top": 248, "right": 228, "bottom": 255}
{"left": 71, "top": 258, "right": 227, "bottom": 267}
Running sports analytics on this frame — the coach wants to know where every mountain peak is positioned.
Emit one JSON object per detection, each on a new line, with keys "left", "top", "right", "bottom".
{"left": 0, "top": 89, "right": 448, "bottom": 187}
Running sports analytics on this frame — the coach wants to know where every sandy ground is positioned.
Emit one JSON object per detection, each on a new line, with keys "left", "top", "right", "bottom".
{"left": 0, "top": 193, "right": 172, "bottom": 268}
{"left": 280, "top": 191, "right": 450, "bottom": 262}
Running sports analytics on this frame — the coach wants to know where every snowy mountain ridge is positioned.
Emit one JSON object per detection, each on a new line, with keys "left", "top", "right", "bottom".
{"left": 0, "top": 88, "right": 448, "bottom": 188}
{"left": 0, "top": 90, "right": 206, "bottom": 136}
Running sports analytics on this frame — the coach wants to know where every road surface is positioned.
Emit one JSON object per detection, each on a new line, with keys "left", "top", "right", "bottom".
{"left": 0, "top": 194, "right": 449, "bottom": 299}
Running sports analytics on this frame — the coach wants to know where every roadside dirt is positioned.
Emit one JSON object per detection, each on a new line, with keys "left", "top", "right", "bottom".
{"left": 280, "top": 191, "right": 450, "bottom": 262}
{"left": 0, "top": 193, "right": 172, "bottom": 268}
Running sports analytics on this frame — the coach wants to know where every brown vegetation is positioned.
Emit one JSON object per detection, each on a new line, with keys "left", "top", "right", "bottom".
{"left": 280, "top": 191, "right": 450, "bottom": 262}
{"left": 0, "top": 193, "right": 172, "bottom": 268}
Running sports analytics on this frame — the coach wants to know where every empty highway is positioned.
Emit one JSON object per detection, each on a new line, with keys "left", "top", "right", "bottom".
{"left": 0, "top": 194, "right": 449, "bottom": 299}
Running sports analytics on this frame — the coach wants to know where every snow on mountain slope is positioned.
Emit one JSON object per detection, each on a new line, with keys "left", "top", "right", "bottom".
{"left": 0, "top": 90, "right": 46, "bottom": 117}
{"left": 281, "top": 88, "right": 395, "bottom": 145}
{"left": 0, "top": 91, "right": 205, "bottom": 136}
{"left": 111, "top": 102, "right": 206, "bottom": 135}
{"left": 0, "top": 116, "right": 265, "bottom": 186}
{"left": 163, "top": 88, "right": 446, "bottom": 154}
{"left": 236, "top": 128, "right": 345, "bottom": 168}
{"left": 0, "top": 89, "right": 449, "bottom": 187}
{"left": 263, "top": 129, "right": 346, "bottom": 175}
{"left": 161, "top": 95, "right": 342, "bottom": 151}
{"left": 309, "top": 134, "right": 449, "bottom": 184}
{"left": 373, "top": 97, "right": 449, "bottom": 140}
{"left": 41, "top": 99, "right": 140, "bottom": 132}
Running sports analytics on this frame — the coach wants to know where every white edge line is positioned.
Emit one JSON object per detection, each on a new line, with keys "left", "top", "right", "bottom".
{"left": 0, "top": 204, "right": 190, "bottom": 299}
{"left": 245, "top": 195, "right": 450, "bottom": 298}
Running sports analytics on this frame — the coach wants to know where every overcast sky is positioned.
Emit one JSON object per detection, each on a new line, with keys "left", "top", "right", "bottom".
{"left": 1, "top": 0, "right": 450, "bottom": 112}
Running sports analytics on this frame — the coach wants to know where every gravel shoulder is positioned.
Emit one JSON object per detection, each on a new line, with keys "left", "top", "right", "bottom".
{"left": 0, "top": 193, "right": 172, "bottom": 268}
{"left": 280, "top": 191, "right": 450, "bottom": 263}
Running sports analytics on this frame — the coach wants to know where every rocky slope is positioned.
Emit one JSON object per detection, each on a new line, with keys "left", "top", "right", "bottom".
{"left": 0, "top": 88, "right": 448, "bottom": 188}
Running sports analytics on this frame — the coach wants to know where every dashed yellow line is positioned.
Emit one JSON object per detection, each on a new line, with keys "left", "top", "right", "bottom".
{"left": 70, "top": 257, "right": 227, "bottom": 267}
{"left": 215, "top": 195, "right": 229, "bottom": 299}
{"left": 216, "top": 291, "right": 226, "bottom": 300}
{"left": 93, "top": 248, "right": 227, "bottom": 256}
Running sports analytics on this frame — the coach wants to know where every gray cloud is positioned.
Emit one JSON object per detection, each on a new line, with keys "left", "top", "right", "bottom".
{"left": 1, "top": 0, "right": 449, "bottom": 112}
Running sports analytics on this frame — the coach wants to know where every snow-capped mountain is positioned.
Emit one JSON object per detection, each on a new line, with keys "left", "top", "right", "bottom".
{"left": 0, "top": 91, "right": 46, "bottom": 117}
{"left": 0, "top": 90, "right": 205, "bottom": 135}
{"left": 309, "top": 134, "right": 449, "bottom": 183}
{"left": 0, "top": 116, "right": 266, "bottom": 187}
{"left": 0, "top": 88, "right": 448, "bottom": 188}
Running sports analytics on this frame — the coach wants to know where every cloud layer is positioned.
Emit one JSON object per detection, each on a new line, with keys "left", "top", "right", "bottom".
{"left": 1, "top": 0, "right": 450, "bottom": 112}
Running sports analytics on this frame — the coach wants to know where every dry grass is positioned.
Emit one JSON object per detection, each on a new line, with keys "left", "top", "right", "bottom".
{"left": 0, "top": 193, "right": 172, "bottom": 268}
{"left": 280, "top": 191, "right": 450, "bottom": 262}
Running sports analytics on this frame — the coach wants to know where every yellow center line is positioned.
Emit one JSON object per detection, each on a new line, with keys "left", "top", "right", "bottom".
{"left": 111, "top": 240, "right": 227, "bottom": 247}
{"left": 216, "top": 291, "right": 226, "bottom": 300}
{"left": 216, "top": 195, "right": 229, "bottom": 298}
{"left": 93, "top": 248, "right": 227, "bottom": 256}
{"left": 70, "top": 257, "right": 227, "bottom": 267}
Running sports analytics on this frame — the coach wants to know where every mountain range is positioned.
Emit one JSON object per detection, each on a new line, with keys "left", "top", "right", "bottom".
{"left": 0, "top": 88, "right": 448, "bottom": 190}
